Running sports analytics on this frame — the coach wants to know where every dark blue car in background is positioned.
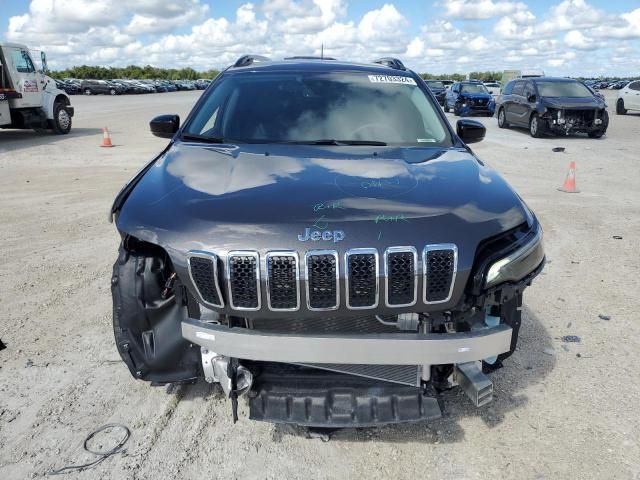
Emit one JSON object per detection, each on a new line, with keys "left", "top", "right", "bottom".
{"left": 445, "top": 81, "right": 495, "bottom": 116}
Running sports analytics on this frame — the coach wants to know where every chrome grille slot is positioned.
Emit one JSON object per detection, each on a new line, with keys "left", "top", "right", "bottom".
{"left": 227, "top": 251, "right": 260, "bottom": 310}
{"left": 345, "top": 249, "right": 378, "bottom": 309}
{"left": 384, "top": 247, "right": 417, "bottom": 307}
{"left": 187, "top": 251, "right": 224, "bottom": 308}
{"left": 305, "top": 251, "right": 339, "bottom": 310}
{"left": 266, "top": 252, "right": 299, "bottom": 311}
{"left": 423, "top": 244, "right": 457, "bottom": 304}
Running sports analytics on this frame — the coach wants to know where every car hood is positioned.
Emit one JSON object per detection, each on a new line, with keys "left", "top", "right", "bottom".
{"left": 117, "top": 142, "right": 529, "bottom": 272}
{"left": 460, "top": 92, "right": 493, "bottom": 100}
{"left": 540, "top": 96, "right": 605, "bottom": 109}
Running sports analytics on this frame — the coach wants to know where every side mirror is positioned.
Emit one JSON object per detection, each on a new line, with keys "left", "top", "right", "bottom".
{"left": 150, "top": 114, "right": 180, "bottom": 138}
{"left": 456, "top": 119, "right": 486, "bottom": 144}
{"left": 527, "top": 94, "right": 536, "bottom": 102}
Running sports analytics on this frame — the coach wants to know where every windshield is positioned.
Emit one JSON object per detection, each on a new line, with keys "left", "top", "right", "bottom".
{"left": 426, "top": 81, "right": 444, "bottom": 88}
{"left": 185, "top": 72, "right": 452, "bottom": 146}
{"left": 536, "top": 81, "right": 593, "bottom": 98}
{"left": 460, "top": 84, "right": 488, "bottom": 94}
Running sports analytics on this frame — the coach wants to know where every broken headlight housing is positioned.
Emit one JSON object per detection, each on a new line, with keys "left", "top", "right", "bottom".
{"left": 484, "top": 228, "right": 544, "bottom": 289}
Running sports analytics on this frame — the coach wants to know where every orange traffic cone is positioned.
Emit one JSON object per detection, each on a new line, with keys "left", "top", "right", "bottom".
{"left": 101, "top": 127, "right": 114, "bottom": 147}
{"left": 558, "top": 161, "right": 579, "bottom": 193}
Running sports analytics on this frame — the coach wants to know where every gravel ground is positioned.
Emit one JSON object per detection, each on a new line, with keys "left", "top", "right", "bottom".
{"left": 1, "top": 90, "right": 639, "bottom": 480}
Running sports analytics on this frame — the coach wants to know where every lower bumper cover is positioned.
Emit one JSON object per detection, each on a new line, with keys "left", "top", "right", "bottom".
{"left": 249, "top": 370, "right": 442, "bottom": 426}
{"left": 182, "top": 319, "right": 512, "bottom": 365}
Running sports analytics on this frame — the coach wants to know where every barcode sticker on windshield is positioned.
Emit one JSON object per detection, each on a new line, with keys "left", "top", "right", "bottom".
{"left": 368, "top": 75, "right": 416, "bottom": 86}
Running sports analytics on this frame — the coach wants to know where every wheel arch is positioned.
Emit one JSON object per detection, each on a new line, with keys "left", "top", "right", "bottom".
{"left": 42, "top": 90, "right": 71, "bottom": 120}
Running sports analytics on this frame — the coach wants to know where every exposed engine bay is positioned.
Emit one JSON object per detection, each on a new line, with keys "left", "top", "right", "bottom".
{"left": 544, "top": 107, "right": 608, "bottom": 135}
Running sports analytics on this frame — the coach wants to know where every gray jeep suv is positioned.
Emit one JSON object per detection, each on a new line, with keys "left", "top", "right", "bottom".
{"left": 109, "top": 56, "right": 545, "bottom": 427}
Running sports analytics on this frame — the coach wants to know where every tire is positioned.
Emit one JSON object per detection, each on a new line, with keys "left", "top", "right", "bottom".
{"left": 110, "top": 88, "right": 117, "bottom": 95}
{"left": 52, "top": 102, "right": 72, "bottom": 134}
{"left": 616, "top": 98, "right": 627, "bottom": 115}
{"left": 84, "top": 88, "right": 92, "bottom": 95}
{"left": 443, "top": 102, "right": 450, "bottom": 113}
{"left": 588, "top": 110, "right": 608, "bottom": 138}
{"left": 497, "top": 108, "right": 509, "bottom": 128}
{"left": 453, "top": 102, "right": 461, "bottom": 116}
{"left": 529, "top": 113, "right": 545, "bottom": 138}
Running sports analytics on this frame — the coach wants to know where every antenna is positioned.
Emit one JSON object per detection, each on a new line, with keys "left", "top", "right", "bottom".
{"left": 321, "top": 44, "right": 324, "bottom": 59}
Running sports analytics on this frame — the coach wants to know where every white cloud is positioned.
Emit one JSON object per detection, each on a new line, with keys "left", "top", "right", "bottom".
{"left": 441, "top": 0, "right": 528, "bottom": 20}
{"left": 2, "top": 0, "right": 640, "bottom": 76}
{"left": 564, "top": 30, "right": 594, "bottom": 50}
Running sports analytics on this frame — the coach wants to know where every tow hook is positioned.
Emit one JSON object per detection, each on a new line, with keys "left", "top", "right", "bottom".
{"left": 201, "top": 348, "right": 253, "bottom": 423}
{"left": 454, "top": 361, "right": 493, "bottom": 407}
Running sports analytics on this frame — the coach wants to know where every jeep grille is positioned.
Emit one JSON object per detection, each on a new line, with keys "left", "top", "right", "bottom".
{"left": 187, "top": 245, "right": 457, "bottom": 312}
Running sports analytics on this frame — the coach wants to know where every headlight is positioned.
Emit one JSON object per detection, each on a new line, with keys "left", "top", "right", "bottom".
{"left": 485, "top": 229, "right": 544, "bottom": 288}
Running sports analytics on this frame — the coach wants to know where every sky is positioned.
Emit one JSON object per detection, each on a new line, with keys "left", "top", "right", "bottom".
{"left": 1, "top": 0, "right": 639, "bottom": 76}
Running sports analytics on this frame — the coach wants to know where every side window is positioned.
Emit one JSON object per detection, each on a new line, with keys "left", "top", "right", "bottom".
{"left": 523, "top": 82, "right": 535, "bottom": 99}
{"left": 629, "top": 81, "right": 640, "bottom": 91}
{"left": 453, "top": 84, "right": 460, "bottom": 93}
{"left": 10, "top": 50, "right": 36, "bottom": 73}
{"left": 512, "top": 81, "right": 524, "bottom": 96}
{"left": 502, "top": 81, "right": 515, "bottom": 95}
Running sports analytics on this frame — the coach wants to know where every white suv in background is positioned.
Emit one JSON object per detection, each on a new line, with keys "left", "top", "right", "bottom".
{"left": 483, "top": 82, "right": 501, "bottom": 97}
{"left": 616, "top": 80, "right": 640, "bottom": 114}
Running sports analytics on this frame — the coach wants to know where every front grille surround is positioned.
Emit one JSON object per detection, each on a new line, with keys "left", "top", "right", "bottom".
{"left": 304, "top": 250, "right": 340, "bottom": 311}
{"left": 423, "top": 244, "right": 458, "bottom": 304}
{"left": 384, "top": 246, "right": 418, "bottom": 307}
{"left": 345, "top": 248, "right": 379, "bottom": 310}
{"left": 265, "top": 251, "right": 300, "bottom": 311}
{"left": 187, "top": 251, "right": 224, "bottom": 308}
{"left": 227, "top": 251, "right": 261, "bottom": 311}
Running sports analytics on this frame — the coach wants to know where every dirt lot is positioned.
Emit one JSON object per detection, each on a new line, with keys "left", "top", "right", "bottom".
{"left": 1, "top": 90, "right": 639, "bottom": 479}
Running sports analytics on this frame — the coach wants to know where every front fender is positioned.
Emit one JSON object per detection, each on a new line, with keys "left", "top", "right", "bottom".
{"left": 42, "top": 87, "right": 71, "bottom": 119}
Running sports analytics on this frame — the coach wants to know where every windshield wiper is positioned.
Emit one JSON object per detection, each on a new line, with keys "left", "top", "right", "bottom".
{"left": 284, "top": 139, "right": 387, "bottom": 146}
{"left": 180, "top": 133, "right": 226, "bottom": 143}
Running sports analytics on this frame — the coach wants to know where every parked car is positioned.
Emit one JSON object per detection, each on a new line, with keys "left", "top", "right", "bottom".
{"left": 80, "top": 79, "right": 124, "bottom": 95}
{"left": 55, "top": 79, "right": 80, "bottom": 95}
{"left": 441, "top": 80, "right": 454, "bottom": 90}
{"left": 616, "top": 79, "right": 640, "bottom": 115}
{"left": 444, "top": 81, "right": 495, "bottom": 116}
{"left": 108, "top": 54, "right": 545, "bottom": 427}
{"left": 160, "top": 80, "right": 177, "bottom": 92}
{"left": 483, "top": 82, "right": 501, "bottom": 97}
{"left": 175, "top": 80, "right": 196, "bottom": 91}
{"left": 424, "top": 80, "right": 447, "bottom": 106}
{"left": 496, "top": 77, "right": 608, "bottom": 138}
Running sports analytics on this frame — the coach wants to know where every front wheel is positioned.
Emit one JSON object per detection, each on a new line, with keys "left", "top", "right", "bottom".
{"left": 453, "top": 102, "right": 461, "bottom": 116}
{"left": 443, "top": 102, "right": 450, "bottom": 113}
{"left": 52, "top": 102, "right": 72, "bottom": 134}
{"left": 616, "top": 98, "right": 627, "bottom": 115}
{"left": 529, "top": 113, "right": 545, "bottom": 138}
{"left": 110, "top": 88, "right": 117, "bottom": 95}
{"left": 497, "top": 108, "right": 509, "bottom": 128}
{"left": 84, "top": 88, "right": 92, "bottom": 95}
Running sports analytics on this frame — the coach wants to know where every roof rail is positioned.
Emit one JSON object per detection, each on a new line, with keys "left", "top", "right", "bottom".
{"left": 373, "top": 57, "right": 407, "bottom": 71}
{"left": 233, "top": 55, "right": 271, "bottom": 68}
{"left": 284, "top": 56, "right": 337, "bottom": 61}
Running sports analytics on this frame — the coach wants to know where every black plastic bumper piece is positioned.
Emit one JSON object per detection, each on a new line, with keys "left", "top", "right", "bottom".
{"left": 249, "top": 369, "right": 442, "bottom": 427}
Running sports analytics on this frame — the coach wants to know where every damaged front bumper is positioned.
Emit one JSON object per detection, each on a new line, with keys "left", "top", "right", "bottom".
{"left": 543, "top": 107, "right": 607, "bottom": 134}
{"left": 184, "top": 319, "right": 512, "bottom": 425}
{"left": 182, "top": 319, "right": 512, "bottom": 366}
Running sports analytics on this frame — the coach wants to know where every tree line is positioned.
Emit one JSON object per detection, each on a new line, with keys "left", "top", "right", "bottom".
{"left": 50, "top": 65, "right": 220, "bottom": 80}
{"left": 48, "top": 66, "right": 636, "bottom": 82}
